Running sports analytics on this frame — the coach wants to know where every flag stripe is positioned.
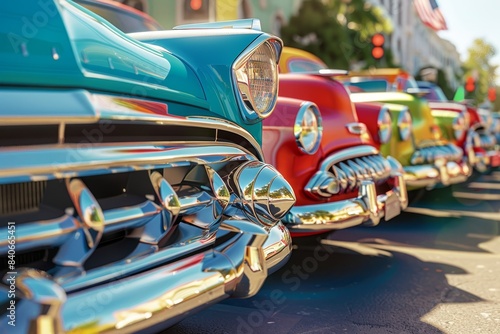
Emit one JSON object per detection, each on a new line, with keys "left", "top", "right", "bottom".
{"left": 413, "top": 0, "right": 448, "bottom": 31}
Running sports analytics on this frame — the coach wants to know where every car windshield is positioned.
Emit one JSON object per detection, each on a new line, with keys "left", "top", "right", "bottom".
{"left": 425, "top": 86, "right": 448, "bottom": 102}
{"left": 345, "top": 79, "right": 390, "bottom": 92}
{"left": 77, "top": 1, "right": 164, "bottom": 33}
{"left": 288, "top": 59, "right": 327, "bottom": 73}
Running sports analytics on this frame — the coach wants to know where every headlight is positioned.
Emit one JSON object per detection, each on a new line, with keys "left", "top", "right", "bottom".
{"left": 294, "top": 102, "right": 323, "bottom": 154}
{"left": 397, "top": 107, "right": 412, "bottom": 141}
{"left": 478, "top": 108, "right": 493, "bottom": 130}
{"left": 233, "top": 38, "right": 282, "bottom": 123}
{"left": 452, "top": 110, "right": 468, "bottom": 140}
{"left": 377, "top": 106, "right": 392, "bottom": 144}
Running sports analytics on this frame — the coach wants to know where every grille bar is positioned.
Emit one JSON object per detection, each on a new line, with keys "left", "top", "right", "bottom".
{"left": 0, "top": 181, "right": 47, "bottom": 216}
{"left": 411, "top": 144, "right": 463, "bottom": 165}
{"left": 329, "top": 154, "right": 390, "bottom": 194}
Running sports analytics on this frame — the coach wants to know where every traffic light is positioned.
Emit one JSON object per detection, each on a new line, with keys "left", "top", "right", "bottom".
{"left": 488, "top": 86, "right": 496, "bottom": 102}
{"left": 371, "top": 33, "right": 385, "bottom": 60}
{"left": 184, "top": 0, "right": 209, "bottom": 21}
{"left": 465, "top": 76, "right": 475, "bottom": 93}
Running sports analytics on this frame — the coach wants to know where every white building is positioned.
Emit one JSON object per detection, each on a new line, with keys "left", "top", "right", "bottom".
{"left": 367, "top": 0, "right": 462, "bottom": 89}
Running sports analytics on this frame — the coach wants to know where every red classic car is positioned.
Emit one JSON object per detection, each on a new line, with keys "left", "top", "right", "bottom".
{"left": 263, "top": 73, "right": 408, "bottom": 235}
{"left": 417, "top": 81, "right": 500, "bottom": 173}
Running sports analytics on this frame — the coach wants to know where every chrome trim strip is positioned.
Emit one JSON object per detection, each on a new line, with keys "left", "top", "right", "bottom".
{"left": 0, "top": 144, "right": 254, "bottom": 184}
{"left": 346, "top": 122, "right": 367, "bottom": 135}
{"left": 0, "top": 89, "right": 264, "bottom": 161}
{"left": 0, "top": 214, "right": 79, "bottom": 253}
{"left": 174, "top": 18, "right": 262, "bottom": 31}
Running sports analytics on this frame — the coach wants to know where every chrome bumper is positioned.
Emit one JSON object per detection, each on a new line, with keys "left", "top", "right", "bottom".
{"left": 1, "top": 222, "right": 291, "bottom": 334}
{"left": 403, "top": 159, "right": 471, "bottom": 189}
{"left": 283, "top": 156, "right": 408, "bottom": 232}
{"left": 469, "top": 148, "right": 500, "bottom": 173}
{"left": 0, "top": 107, "right": 296, "bottom": 333}
{"left": 465, "top": 127, "right": 500, "bottom": 173}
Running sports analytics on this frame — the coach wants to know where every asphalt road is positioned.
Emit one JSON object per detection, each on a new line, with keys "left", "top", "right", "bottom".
{"left": 162, "top": 171, "right": 500, "bottom": 334}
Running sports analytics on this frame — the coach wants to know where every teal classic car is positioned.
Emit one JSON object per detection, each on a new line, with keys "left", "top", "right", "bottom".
{"left": 0, "top": 1, "right": 295, "bottom": 333}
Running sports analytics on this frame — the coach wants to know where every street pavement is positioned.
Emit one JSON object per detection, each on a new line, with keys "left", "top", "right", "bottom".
{"left": 162, "top": 171, "right": 500, "bottom": 334}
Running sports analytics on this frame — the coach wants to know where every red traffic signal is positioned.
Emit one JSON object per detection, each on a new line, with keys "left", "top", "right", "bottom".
{"left": 184, "top": 0, "right": 209, "bottom": 20}
{"left": 465, "top": 76, "right": 475, "bottom": 92}
{"left": 371, "top": 33, "right": 385, "bottom": 60}
{"left": 488, "top": 86, "right": 496, "bottom": 102}
{"left": 189, "top": 0, "right": 202, "bottom": 10}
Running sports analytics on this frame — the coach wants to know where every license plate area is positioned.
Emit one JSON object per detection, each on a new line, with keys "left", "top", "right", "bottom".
{"left": 384, "top": 192, "right": 401, "bottom": 221}
{"left": 490, "top": 153, "right": 500, "bottom": 167}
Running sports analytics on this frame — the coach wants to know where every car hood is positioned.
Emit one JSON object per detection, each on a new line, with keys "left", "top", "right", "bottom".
{"left": 350, "top": 91, "right": 445, "bottom": 146}
{"left": 0, "top": 0, "right": 262, "bottom": 113}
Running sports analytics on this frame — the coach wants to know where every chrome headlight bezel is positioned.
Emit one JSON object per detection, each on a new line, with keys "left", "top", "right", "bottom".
{"left": 397, "top": 107, "right": 412, "bottom": 141}
{"left": 233, "top": 37, "right": 283, "bottom": 124}
{"left": 377, "top": 106, "right": 392, "bottom": 144}
{"left": 294, "top": 102, "right": 323, "bottom": 155}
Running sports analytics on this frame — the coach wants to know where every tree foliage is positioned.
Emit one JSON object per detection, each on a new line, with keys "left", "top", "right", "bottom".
{"left": 280, "top": 0, "right": 392, "bottom": 69}
{"left": 463, "top": 38, "right": 498, "bottom": 105}
{"left": 414, "top": 67, "right": 455, "bottom": 100}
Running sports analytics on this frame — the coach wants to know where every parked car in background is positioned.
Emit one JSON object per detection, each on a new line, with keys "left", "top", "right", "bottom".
{"left": 75, "top": 0, "right": 164, "bottom": 32}
{"left": 279, "top": 48, "right": 470, "bottom": 195}
{"left": 263, "top": 72, "right": 408, "bottom": 236}
{"left": 417, "top": 80, "right": 500, "bottom": 173}
{"left": 0, "top": 1, "right": 295, "bottom": 332}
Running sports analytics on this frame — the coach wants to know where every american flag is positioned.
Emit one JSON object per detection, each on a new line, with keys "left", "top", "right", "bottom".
{"left": 413, "top": 0, "right": 448, "bottom": 31}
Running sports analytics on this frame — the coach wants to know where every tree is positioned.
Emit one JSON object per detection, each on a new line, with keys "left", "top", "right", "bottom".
{"left": 280, "top": 0, "right": 392, "bottom": 70}
{"left": 462, "top": 38, "right": 498, "bottom": 105}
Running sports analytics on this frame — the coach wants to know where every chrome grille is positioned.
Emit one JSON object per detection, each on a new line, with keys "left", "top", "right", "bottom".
{"left": 410, "top": 143, "right": 463, "bottom": 165}
{"left": 329, "top": 154, "right": 391, "bottom": 193}
{"left": 0, "top": 181, "right": 47, "bottom": 216}
{"left": 305, "top": 146, "right": 392, "bottom": 198}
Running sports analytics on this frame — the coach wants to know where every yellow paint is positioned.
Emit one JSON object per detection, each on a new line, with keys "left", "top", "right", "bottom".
{"left": 216, "top": 0, "right": 238, "bottom": 21}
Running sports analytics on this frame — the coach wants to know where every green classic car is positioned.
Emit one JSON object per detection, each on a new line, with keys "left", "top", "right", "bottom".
{"left": 0, "top": 1, "right": 295, "bottom": 332}
{"left": 344, "top": 70, "right": 471, "bottom": 192}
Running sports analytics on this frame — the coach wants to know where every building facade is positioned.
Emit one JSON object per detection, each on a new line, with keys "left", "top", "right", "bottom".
{"left": 116, "top": 0, "right": 462, "bottom": 88}
{"left": 367, "top": 0, "right": 461, "bottom": 89}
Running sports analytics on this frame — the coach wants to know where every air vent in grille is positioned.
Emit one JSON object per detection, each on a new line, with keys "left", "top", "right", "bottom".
{"left": 0, "top": 181, "right": 47, "bottom": 216}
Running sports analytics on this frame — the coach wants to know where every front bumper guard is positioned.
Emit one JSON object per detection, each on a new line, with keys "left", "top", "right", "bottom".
{"left": 1, "top": 221, "right": 291, "bottom": 334}
{"left": 404, "top": 159, "right": 471, "bottom": 189}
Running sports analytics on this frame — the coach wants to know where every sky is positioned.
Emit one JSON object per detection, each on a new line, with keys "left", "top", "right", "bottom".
{"left": 437, "top": 0, "right": 500, "bottom": 70}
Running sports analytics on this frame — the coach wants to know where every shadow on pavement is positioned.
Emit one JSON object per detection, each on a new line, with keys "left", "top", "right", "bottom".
{"left": 331, "top": 205, "right": 500, "bottom": 253}
{"left": 162, "top": 238, "right": 482, "bottom": 334}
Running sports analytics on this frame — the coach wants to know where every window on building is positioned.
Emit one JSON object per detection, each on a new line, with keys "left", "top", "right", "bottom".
{"left": 397, "top": 0, "right": 402, "bottom": 26}
{"left": 397, "top": 38, "right": 402, "bottom": 56}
